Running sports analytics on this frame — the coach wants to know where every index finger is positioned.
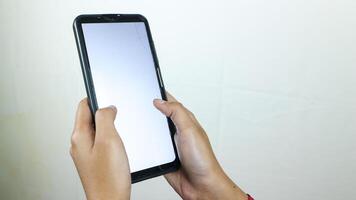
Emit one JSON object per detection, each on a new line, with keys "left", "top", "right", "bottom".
{"left": 165, "top": 91, "right": 177, "bottom": 102}
{"left": 72, "top": 98, "right": 95, "bottom": 149}
{"left": 74, "top": 98, "right": 94, "bottom": 132}
{"left": 94, "top": 105, "right": 118, "bottom": 136}
{"left": 165, "top": 91, "right": 198, "bottom": 123}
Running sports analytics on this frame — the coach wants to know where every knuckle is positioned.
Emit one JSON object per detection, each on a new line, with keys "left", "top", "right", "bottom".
{"left": 71, "top": 132, "right": 80, "bottom": 146}
{"left": 78, "top": 98, "right": 88, "bottom": 108}
{"left": 79, "top": 98, "right": 87, "bottom": 105}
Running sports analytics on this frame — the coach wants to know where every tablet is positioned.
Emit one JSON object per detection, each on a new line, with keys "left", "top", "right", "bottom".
{"left": 73, "top": 14, "right": 180, "bottom": 183}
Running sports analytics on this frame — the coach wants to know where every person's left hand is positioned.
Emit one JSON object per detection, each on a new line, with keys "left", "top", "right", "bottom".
{"left": 70, "top": 98, "right": 131, "bottom": 200}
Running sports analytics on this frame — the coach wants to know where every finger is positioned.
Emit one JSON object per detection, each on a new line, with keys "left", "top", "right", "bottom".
{"left": 165, "top": 91, "right": 199, "bottom": 124}
{"left": 165, "top": 91, "right": 177, "bottom": 102}
{"left": 164, "top": 172, "right": 181, "bottom": 194}
{"left": 153, "top": 99, "right": 195, "bottom": 132}
{"left": 74, "top": 98, "right": 93, "bottom": 132}
{"left": 95, "top": 105, "right": 117, "bottom": 135}
{"left": 72, "top": 98, "right": 95, "bottom": 149}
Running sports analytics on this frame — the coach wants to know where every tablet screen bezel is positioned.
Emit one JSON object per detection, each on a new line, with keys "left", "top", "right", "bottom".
{"left": 73, "top": 14, "right": 180, "bottom": 183}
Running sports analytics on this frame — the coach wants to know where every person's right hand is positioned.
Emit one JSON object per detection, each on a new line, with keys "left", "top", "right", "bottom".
{"left": 153, "top": 93, "right": 248, "bottom": 200}
{"left": 70, "top": 99, "right": 131, "bottom": 200}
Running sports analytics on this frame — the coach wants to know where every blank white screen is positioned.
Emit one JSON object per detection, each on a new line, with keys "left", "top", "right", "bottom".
{"left": 82, "top": 22, "right": 176, "bottom": 173}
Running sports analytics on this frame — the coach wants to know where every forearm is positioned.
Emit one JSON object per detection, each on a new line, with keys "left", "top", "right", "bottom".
{"left": 216, "top": 173, "right": 248, "bottom": 200}
{"left": 198, "top": 170, "right": 248, "bottom": 200}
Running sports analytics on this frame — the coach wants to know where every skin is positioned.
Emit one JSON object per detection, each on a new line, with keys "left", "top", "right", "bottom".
{"left": 71, "top": 93, "right": 248, "bottom": 200}
{"left": 70, "top": 99, "right": 131, "bottom": 200}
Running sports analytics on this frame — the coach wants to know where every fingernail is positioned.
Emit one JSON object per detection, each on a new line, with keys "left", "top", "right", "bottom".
{"left": 154, "top": 99, "right": 166, "bottom": 104}
{"left": 109, "top": 105, "right": 117, "bottom": 112}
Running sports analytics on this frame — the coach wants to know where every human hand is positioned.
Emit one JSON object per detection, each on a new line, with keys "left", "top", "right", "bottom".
{"left": 153, "top": 93, "right": 247, "bottom": 200}
{"left": 70, "top": 98, "right": 131, "bottom": 200}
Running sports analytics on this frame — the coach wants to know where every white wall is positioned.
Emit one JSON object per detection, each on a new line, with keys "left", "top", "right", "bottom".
{"left": 0, "top": 0, "right": 355, "bottom": 199}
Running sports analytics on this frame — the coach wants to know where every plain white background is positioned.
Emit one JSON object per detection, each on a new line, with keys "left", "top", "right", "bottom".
{"left": 0, "top": 0, "right": 355, "bottom": 199}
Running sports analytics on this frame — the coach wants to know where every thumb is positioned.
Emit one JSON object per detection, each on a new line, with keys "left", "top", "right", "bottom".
{"left": 95, "top": 105, "right": 117, "bottom": 134}
{"left": 153, "top": 99, "right": 195, "bottom": 132}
